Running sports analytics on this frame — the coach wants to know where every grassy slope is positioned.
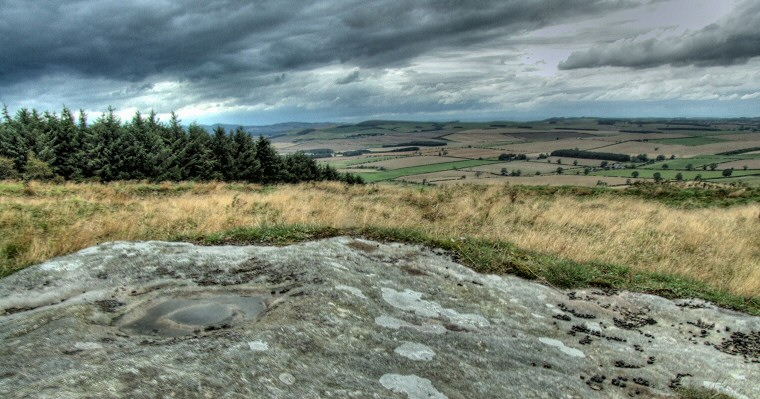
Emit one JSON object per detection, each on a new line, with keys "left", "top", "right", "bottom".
{"left": 1, "top": 181, "right": 758, "bottom": 317}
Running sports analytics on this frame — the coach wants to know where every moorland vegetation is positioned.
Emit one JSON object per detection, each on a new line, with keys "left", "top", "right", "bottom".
{"left": 1, "top": 181, "right": 757, "bottom": 316}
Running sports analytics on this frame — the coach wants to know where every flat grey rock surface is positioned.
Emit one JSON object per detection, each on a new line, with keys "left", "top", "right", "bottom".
{"left": 0, "top": 238, "right": 758, "bottom": 399}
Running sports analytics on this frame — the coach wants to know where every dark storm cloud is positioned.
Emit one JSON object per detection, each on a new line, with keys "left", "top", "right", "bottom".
{"left": 559, "top": 1, "right": 760, "bottom": 70}
{"left": 0, "top": 0, "right": 642, "bottom": 86}
{"left": 0, "top": 0, "right": 299, "bottom": 84}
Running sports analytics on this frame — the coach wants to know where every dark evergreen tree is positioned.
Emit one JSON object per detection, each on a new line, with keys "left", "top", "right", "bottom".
{"left": 142, "top": 110, "right": 171, "bottom": 181}
{"left": 230, "top": 127, "right": 259, "bottom": 181}
{"left": 319, "top": 164, "right": 341, "bottom": 181}
{"left": 113, "top": 111, "right": 147, "bottom": 180}
{"left": 76, "top": 109, "right": 98, "bottom": 179}
{"left": 41, "top": 107, "right": 84, "bottom": 179}
{"left": 155, "top": 112, "right": 187, "bottom": 181}
{"left": 284, "top": 152, "right": 321, "bottom": 182}
{"left": 0, "top": 106, "right": 28, "bottom": 171}
{"left": 254, "top": 135, "right": 283, "bottom": 184}
{"left": 209, "top": 126, "right": 233, "bottom": 180}
{"left": 14, "top": 109, "right": 46, "bottom": 159}
{"left": 89, "top": 107, "right": 123, "bottom": 182}
{"left": 181, "top": 123, "right": 216, "bottom": 180}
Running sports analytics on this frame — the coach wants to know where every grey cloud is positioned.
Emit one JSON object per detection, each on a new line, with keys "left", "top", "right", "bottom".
{"left": 0, "top": 0, "right": 643, "bottom": 87}
{"left": 559, "top": 1, "right": 760, "bottom": 70}
{"left": 335, "top": 70, "right": 360, "bottom": 85}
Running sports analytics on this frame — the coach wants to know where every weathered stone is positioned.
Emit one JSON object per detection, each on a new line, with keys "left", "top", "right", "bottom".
{"left": 0, "top": 237, "right": 758, "bottom": 398}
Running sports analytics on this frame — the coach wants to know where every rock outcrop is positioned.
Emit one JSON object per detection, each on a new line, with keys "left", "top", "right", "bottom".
{"left": 0, "top": 238, "right": 758, "bottom": 398}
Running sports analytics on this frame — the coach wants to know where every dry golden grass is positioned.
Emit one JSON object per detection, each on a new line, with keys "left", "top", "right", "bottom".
{"left": 1, "top": 181, "right": 759, "bottom": 297}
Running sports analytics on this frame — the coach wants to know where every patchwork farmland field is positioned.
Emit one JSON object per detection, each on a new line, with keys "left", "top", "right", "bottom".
{"left": 360, "top": 155, "right": 463, "bottom": 169}
{"left": 360, "top": 159, "right": 501, "bottom": 182}
{"left": 266, "top": 118, "right": 760, "bottom": 187}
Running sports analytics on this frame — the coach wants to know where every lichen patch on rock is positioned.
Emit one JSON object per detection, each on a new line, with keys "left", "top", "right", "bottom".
{"left": 394, "top": 342, "right": 436, "bottom": 361}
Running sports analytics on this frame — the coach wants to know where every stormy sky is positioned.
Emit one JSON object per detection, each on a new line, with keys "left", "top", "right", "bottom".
{"left": 2, "top": 0, "right": 760, "bottom": 124}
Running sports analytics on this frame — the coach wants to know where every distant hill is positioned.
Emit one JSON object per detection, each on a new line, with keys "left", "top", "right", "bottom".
{"left": 197, "top": 122, "right": 336, "bottom": 137}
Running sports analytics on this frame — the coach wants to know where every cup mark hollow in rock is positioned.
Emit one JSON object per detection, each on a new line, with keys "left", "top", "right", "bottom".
{"left": 119, "top": 294, "right": 268, "bottom": 337}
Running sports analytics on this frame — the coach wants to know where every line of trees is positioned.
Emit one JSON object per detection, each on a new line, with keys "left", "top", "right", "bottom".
{"left": 716, "top": 147, "right": 760, "bottom": 156}
{"left": 550, "top": 149, "right": 631, "bottom": 162}
{"left": 0, "top": 106, "right": 363, "bottom": 184}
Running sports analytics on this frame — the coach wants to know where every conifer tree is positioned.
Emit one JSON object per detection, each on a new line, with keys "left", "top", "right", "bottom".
{"left": 155, "top": 112, "right": 187, "bottom": 181}
{"left": 181, "top": 123, "right": 216, "bottom": 180}
{"left": 89, "top": 107, "right": 123, "bottom": 182}
{"left": 319, "top": 163, "right": 341, "bottom": 181}
{"left": 230, "top": 127, "right": 259, "bottom": 181}
{"left": 209, "top": 126, "right": 233, "bottom": 180}
{"left": 43, "top": 107, "right": 84, "bottom": 179}
{"left": 113, "top": 111, "right": 148, "bottom": 179}
{"left": 0, "top": 106, "right": 28, "bottom": 171}
{"left": 284, "top": 152, "right": 321, "bottom": 182}
{"left": 76, "top": 109, "right": 99, "bottom": 179}
{"left": 254, "top": 135, "right": 283, "bottom": 184}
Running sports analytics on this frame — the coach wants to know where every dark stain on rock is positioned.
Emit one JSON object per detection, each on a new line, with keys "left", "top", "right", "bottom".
{"left": 614, "top": 360, "right": 642, "bottom": 369}
{"left": 632, "top": 377, "right": 650, "bottom": 387}
{"left": 444, "top": 323, "right": 471, "bottom": 332}
{"left": 569, "top": 324, "right": 626, "bottom": 343}
{"left": 687, "top": 319, "right": 715, "bottom": 332}
{"left": 676, "top": 301, "right": 708, "bottom": 309}
{"left": 94, "top": 299, "right": 125, "bottom": 313}
{"left": 558, "top": 303, "right": 596, "bottom": 319}
{"left": 613, "top": 315, "right": 657, "bottom": 330}
{"left": 714, "top": 330, "right": 760, "bottom": 361}
{"left": 402, "top": 266, "right": 429, "bottom": 276}
{"left": 586, "top": 374, "right": 606, "bottom": 391}
{"left": 346, "top": 240, "right": 379, "bottom": 253}
{"left": 668, "top": 373, "right": 692, "bottom": 390}
{"left": 552, "top": 314, "right": 571, "bottom": 322}
{"left": 3, "top": 305, "right": 37, "bottom": 315}
{"left": 611, "top": 376, "right": 628, "bottom": 388}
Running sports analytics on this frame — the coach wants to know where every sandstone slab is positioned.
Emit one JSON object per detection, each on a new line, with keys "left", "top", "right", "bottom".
{"left": 0, "top": 238, "right": 758, "bottom": 398}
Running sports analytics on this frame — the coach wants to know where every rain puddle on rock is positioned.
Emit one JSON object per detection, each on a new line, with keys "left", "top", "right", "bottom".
{"left": 119, "top": 294, "right": 268, "bottom": 337}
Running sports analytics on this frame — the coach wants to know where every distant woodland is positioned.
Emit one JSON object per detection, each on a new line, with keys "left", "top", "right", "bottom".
{"left": 0, "top": 106, "right": 363, "bottom": 184}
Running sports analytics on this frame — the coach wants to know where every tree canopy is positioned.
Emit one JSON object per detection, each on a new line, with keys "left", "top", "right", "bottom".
{"left": 0, "top": 106, "right": 362, "bottom": 184}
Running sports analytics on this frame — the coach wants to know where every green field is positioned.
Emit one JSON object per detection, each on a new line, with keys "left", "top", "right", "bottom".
{"left": 323, "top": 156, "right": 397, "bottom": 168}
{"left": 592, "top": 168, "right": 759, "bottom": 180}
{"left": 358, "top": 159, "right": 501, "bottom": 182}
{"left": 639, "top": 156, "right": 738, "bottom": 170}
{"left": 650, "top": 136, "right": 727, "bottom": 146}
